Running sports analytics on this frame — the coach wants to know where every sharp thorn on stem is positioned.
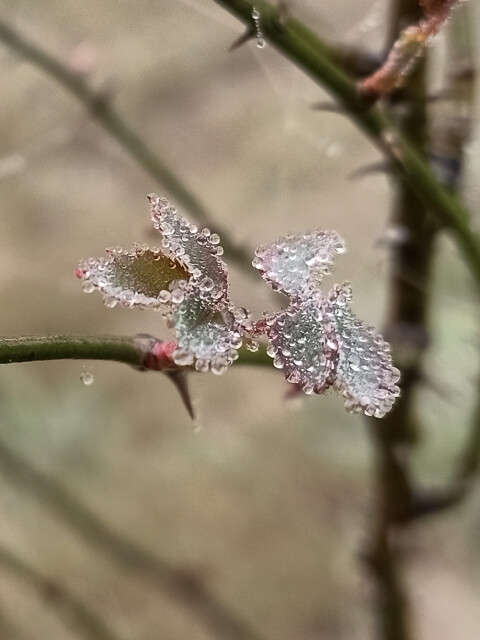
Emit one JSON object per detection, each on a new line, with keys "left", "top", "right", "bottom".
{"left": 348, "top": 161, "right": 394, "bottom": 180}
{"left": 228, "top": 28, "right": 255, "bottom": 52}
{"left": 310, "top": 101, "right": 347, "bottom": 114}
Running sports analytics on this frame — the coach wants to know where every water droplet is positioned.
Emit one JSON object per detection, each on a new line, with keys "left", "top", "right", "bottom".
{"left": 251, "top": 6, "right": 266, "bottom": 49}
{"left": 158, "top": 290, "right": 171, "bottom": 304}
{"left": 173, "top": 349, "right": 194, "bottom": 366}
{"left": 103, "top": 295, "right": 117, "bottom": 308}
{"left": 80, "top": 368, "right": 94, "bottom": 386}
{"left": 171, "top": 288, "right": 185, "bottom": 304}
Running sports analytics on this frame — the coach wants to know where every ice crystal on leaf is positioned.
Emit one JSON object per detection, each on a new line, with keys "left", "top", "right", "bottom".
{"left": 253, "top": 229, "right": 345, "bottom": 297}
{"left": 264, "top": 295, "right": 338, "bottom": 394}
{"left": 76, "top": 246, "right": 189, "bottom": 309}
{"left": 76, "top": 194, "right": 400, "bottom": 417}
{"left": 76, "top": 194, "right": 244, "bottom": 372}
{"left": 255, "top": 233, "right": 400, "bottom": 418}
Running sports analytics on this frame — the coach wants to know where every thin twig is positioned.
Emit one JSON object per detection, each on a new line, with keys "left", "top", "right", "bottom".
{"left": 0, "top": 545, "right": 123, "bottom": 640}
{"left": 0, "top": 439, "right": 270, "bottom": 640}
{"left": 212, "top": 0, "right": 480, "bottom": 290}
{"left": 0, "top": 18, "right": 252, "bottom": 273}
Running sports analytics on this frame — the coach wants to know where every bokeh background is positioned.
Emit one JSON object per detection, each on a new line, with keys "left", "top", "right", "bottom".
{"left": 0, "top": 1, "right": 479, "bottom": 638}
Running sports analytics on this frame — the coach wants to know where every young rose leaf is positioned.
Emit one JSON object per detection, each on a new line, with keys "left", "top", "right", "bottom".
{"left": 262, "top": 281, "right": 400, "bottom": 416}
{"left": 326, "top": 284, "right": 401, "bottom": 418}
{"left": 149, "top": 194, "right": 229, "bottom": 303}
{"left": 264, "top": 296, "right": 338, "bottom": 394}
{"left": 169, "top": 287, "right": 242, "bottom": 373}
{"left": 76, "top": 246, "right": 189, "bottom": 309}
{"left": 252, "top": 229, "right": 345, "bottom": 297}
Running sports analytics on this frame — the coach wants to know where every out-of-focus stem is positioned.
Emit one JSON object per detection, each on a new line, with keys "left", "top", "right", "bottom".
{"left": 0, "top": 440, "right": 270, "bottom": 640}
{"left": 0, "top": 18, "right": 251, "bottom": 272}
{"left": 0, "top": 545, "right": 123, "bottom": 640}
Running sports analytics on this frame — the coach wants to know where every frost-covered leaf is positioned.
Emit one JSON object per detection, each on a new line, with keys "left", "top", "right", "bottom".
{"left": 168, "top": 287, "right": 242, "bottom": 374}
{"left": 263, "top": 282, "right": 400, "bottom": 416}
{"left": 327, "top": 283, "right": 401, "bottom": 418}
{"left": 264, "top": 296, "right": 339, "bottom": 394}
{"left": 76, "top": 246, "right": 189, "bottom": 309}
{"left": 149, "top": 194, "right": 228, "bottom": 303}
{"left": 252, "top": 229, "right": 345, "bottom": 297}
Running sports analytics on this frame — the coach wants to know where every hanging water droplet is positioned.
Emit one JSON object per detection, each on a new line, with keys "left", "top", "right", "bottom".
{"left": 80, "top": 368, "right": 94, "bottom": 386}
{"left": 251, "top": 6, "right": 266, "bottom": 49}
{"left": 103, "top": 295, "right": 117, "bottom": 308}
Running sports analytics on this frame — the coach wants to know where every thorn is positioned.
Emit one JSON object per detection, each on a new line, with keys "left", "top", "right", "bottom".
{"left": 420, "top": 374, "right": 454, "bottom": 403}
{"left": 310, "top": 101, "right": 346, "bottom": 114}
{"left": 276, "top": 0, "right": 290, "bottom": 27}
{"left": 167, "top": 370, "right": 195, "bottom": 420}
{"left": 426, "top": 89, "right": 455, "bottom": 103}
{"left": 134, "top": 335, "right": 196, "bottom": 420}
{"left": 374, "top": 225, "right": 410, "bottom": 249}
{"left": 228, "top": 27, "right": 255, "bottom": 52}
{"left": 348, "top": 161, "right": 394, "bottom": 180}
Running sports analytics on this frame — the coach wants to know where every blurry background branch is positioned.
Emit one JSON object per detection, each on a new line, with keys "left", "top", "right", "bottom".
{"left": 364, "top": 2, "right": 477, "bottom": 640}
{"left": 0, "top": 18, "right": 252, "bottom": 274}
{"left": 213, "top": 0, "right": 480, "bottom": 289}
{"left": 0, "top": 545, "right": 123, "bottom": 640}
{"left": 0, "top": 439, "right": 270, "bottom": 640}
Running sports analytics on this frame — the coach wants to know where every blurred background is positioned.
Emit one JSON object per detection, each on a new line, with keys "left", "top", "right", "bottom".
{"left": 0, "top": 1, "right": 479, "bottom": 638}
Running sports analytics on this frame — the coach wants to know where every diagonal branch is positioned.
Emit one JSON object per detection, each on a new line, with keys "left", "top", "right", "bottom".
{"left": 0, "top": 18, "right": 251, "bottom": 273}
{"left": 212, "top": 0, "right": 480, "bottom": 289}
{"left": 0, "top": 439, "right": 270, "bottom": 640}
{"left": 0, "top": 545, "right": 123, "bottom": 640}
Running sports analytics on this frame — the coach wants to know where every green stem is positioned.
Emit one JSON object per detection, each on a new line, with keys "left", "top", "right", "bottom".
{"left": 0, "top": 18, "right": 251, "bottom": 272}
{"left": 213, "top": 0, "right": 480, "bottom": 288}
{"left": 0, "top": 335, "right": 271, "bottom": 368}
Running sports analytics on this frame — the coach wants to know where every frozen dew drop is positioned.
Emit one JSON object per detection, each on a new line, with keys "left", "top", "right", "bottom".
{"left": 211, "top": 358, "right": 228, "bottom": 375}
{"left": 158, "top": 290, "right": 171, "bottom": 304}
{"left": 245, "top": 339, "right": 259, "bottom": 352}
{"left": 103, "top": 295, "right": 117, "bottom": 308}
{"left": 80, "top": 368, "right": 94, "bottom": 386}
{"left": 171, "top": 288, "right": 185, "bottom": 304}
{"left": 82, "top": 281, "right": 95, "bottom": 294}
{"left": 195, "top": 359, "right": 210, "bottom": 372}
{"left": 173, "top": 348, "right": 195, "bottom": 366}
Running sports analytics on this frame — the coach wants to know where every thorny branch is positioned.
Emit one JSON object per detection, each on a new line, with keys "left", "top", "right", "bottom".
{"left": 0, "top": 335, "right": 270, "bottom": 368}
{"left": 213, "top": 0, "right": 480, "bottom": 291}
{"left": 0, "top": 17, "right": 252, "bottom": 273}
